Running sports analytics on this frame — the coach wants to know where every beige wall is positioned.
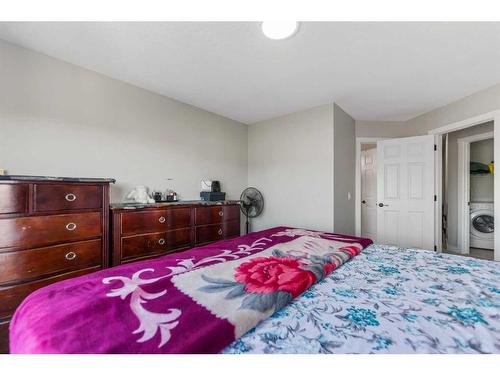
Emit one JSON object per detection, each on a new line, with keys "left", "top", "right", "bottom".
{"left": 355, "top": 120, "right": 411, "bottom": 138}
{"left": 407, "top": 84, "right": 500, "bottom": 134}
{"left": 2, "top": 38, "right": 499, "bottom": 241}
{"left": 247, "top": 104, "right": 335, "bottom": 232}
{"left": 0, "top": 40, "right": 248, "bottom": 203}
{"left": 334, "top": 104, "right": 355, "bottom": 235}
{"left": 356, "top": 83, "right": 500, "bottom": 138}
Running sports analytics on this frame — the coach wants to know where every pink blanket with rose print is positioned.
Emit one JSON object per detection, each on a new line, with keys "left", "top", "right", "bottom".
{"left": 10, "top": 227, "right": 372, "bottom": 353}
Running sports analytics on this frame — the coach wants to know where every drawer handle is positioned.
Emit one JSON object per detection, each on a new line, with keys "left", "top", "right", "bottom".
{"left": 158, "top": 238, "right": 166, "bottom": 245}
{"left": 66, "top": 222, "right": 77, "bottom": 231}
{"left": 218, "top": 228, "right": 223, "bottom": 236}
{"left": 65, "top": 193, "right": 77, "bottom": 202}
{"left": 65, "top": 251, "right": 77, "bottom": 260}
{"left": 159, "top": 216, "right": 166, "bottom": 223}
{"left": 219, "top": 211, "right": 224, "bottom": 216}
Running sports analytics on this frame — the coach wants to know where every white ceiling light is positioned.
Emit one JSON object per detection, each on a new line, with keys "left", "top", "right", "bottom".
{"left": 261, "top": 21, "right": 299, "bottom": 40}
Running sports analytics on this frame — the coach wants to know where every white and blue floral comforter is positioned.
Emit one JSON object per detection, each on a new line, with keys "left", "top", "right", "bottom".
{"left": 223, "top": 244, "right": 500, "bottom": 354}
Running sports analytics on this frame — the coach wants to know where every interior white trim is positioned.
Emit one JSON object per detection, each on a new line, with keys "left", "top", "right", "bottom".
{"left": 355, "top": 137, "right": 389, "bottom": 238}
{"left": 434, "top": 134, "right": 443, "bottom": 253}
{"left": 428, "top": 111, "right": 498, "bottom": 135}
{"left": 429, "top": 109, "right": 500, "bottom": 262}
{"left": 457, "top": 131, "right": 494, "bottom": 254}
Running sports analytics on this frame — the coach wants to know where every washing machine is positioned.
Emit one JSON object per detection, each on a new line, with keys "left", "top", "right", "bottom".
{"left": 470, "top": 202, "right": 494, "bottom": 249}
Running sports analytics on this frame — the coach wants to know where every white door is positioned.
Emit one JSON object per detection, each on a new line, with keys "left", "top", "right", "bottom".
{"left": 377, "top": 135, "right": 436, "bottom": 249}
{"left": 361, "top": 148, "right": 377, "bottom": 240}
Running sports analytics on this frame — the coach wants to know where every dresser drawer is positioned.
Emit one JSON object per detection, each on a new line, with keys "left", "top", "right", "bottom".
{"left": 223, "top": 205, "right": 240, "bottom": 221}
{"left": 0, "top": 212, "right": 102, "bottom": 249}
{"left": 195, "top": 206, "right": 224, "bottom": 225}
{"left": 34, "top": 184, "right": 102, "bottom": 212}
{"left": 121, "top": 208, "right": 191, "bottom": 235}
{"left": 121, "top": 228, "right": 191, "bottom": 262}
{"left": 0, "top": 267, "right": 101, "bottom": 320}
{"left": 0, "top": 184, "right": 28, "bottom": 215}
{"left": 0, "top": 239, "right": 102, "bottom": 285}
{"left": 223, "top": 220, "right": 241, "bottom": 239}
{"left": 0, "top": 320, "right": 9, "bottom": 353}
{"left": 195, "top": 224, "right": 224, "bottom": 244}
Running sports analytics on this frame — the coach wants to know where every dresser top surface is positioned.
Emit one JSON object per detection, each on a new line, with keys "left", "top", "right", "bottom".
{"left": 0, "top": 175, "right": 116, "bottom": 183}
{"left": 110, "top": 200, "right": 240, "bottom": 210}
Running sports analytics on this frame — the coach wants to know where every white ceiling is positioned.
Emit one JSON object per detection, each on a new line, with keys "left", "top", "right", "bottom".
{"left": 0, "top": 22, "right": 499, "bottom": 124}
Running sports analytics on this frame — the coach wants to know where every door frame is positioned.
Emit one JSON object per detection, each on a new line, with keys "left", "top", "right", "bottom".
{"left": 429, "top": 109, "right": 500, "bottom": 261}
{"left": 457, "top": 131, "right": 494, "bottom": 254}
{"left": 355, "top": 137, "right": 389, "bottom": 238}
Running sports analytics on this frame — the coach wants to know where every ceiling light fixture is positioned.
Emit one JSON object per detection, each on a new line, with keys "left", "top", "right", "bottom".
{"left": 261, "top": 21, "right": 299, "bottom": 40}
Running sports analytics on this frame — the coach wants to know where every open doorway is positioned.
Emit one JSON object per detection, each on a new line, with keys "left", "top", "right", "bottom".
{"left": 441, "top": 121, "right": 494, "bottom": 261}
{"left": 356, "top": 135, "right": 436, "bottom": 249}
{"left": 355, "top": 138, "right": 388, "bottom": 241}
{"left": 360, "top": 143, "right": 377, "bottom": 239}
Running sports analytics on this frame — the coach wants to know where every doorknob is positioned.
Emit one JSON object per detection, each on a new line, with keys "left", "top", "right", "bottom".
{"left": 362, "top": 200, "right": 366, "bottom": 204}
{"left": 378, "top": 203, "right": 389, "bottom": 207}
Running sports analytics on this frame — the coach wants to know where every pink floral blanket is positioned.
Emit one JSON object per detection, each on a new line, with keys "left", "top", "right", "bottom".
{"left": 10, "top": 227, "right": 372, "bottom": 353}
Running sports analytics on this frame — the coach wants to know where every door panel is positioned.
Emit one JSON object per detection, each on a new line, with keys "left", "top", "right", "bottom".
{"left": 408, "top": 163, "right": 425, "bottom": 199}
{"left": 377, "top": 135, "right": 435, "bottom": 250}
{"left": 407, "top": 211, "right": 424, "bottom": 248}
{"left": 382, "top": 210, "right": 400, "bottom": 245}
{"left": 384, "top": 164, "right": 400, "bottom": 199}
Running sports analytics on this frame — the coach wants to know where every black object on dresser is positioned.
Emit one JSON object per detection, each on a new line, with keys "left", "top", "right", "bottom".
{"left": 0, "top": 176, "right": 114, "bottom": 353}
{"left": 110, "top": 202, "right": 241, "bottom": 266}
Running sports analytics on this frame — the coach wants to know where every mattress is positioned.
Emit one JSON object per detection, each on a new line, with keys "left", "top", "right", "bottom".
{"left": 224, "top": 244, "right": 500, "bottom": 354}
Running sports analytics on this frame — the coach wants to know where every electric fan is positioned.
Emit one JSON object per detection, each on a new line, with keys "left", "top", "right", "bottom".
{"left": 240, "top": 187, "right": 264, "bottom": 234}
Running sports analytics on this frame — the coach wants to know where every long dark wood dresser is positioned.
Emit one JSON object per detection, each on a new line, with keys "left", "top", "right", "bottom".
{"left": 0, "top": 176, "right": 114, "bottom": 353}
{"left": 110, "top": 202, "right": 241, "bottom": 266}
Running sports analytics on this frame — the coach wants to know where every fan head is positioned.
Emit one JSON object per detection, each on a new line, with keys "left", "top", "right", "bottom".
{"left": 240, "top": 187, "right": 264, "bottom": 218}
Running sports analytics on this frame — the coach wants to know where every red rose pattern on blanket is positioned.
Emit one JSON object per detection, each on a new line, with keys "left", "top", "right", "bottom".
{"left": 235, "top": 256, "right": 316, "bottom": 297}
{"left": 172, "top": 232, "right": 366, "bottom": 338}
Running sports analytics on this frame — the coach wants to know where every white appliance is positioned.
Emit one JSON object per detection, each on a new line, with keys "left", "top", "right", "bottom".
{"left": 470, "top": 202, "right": 494, "bottom": 249}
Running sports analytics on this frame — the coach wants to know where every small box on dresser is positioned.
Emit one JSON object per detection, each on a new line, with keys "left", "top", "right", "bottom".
{"left": 0, "top": 177, "right": 114, "bottom": 353}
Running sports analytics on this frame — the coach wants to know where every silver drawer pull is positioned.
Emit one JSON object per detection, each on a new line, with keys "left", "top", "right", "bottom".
{"left": 65, "top": 251, "right": 77, "bottom": 260}
{"left": 65, "top": 193, "right": 77, "bottom": 202}
{"left": 158, "top": 238, "right": 166, "bottom": 245}
{"left": 219, "top": 211, "right": 224, "bottom": 216}
{"left": 218, "top": 228, "right": 223, "bottom": 236}
{"left": 159, "top": 216, "right": 166, "bottom": 223}
{"left": 65, "top": 222, "right": 77, "bottom": 231}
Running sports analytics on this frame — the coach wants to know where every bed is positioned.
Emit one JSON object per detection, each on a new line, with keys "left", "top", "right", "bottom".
{"left": 9, "top": 227, "right": 500, "bottom": 354}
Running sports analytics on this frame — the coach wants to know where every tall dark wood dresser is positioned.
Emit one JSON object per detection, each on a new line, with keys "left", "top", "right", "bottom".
{"left": 0, "top": 176, "right": 114, "bottom": 353}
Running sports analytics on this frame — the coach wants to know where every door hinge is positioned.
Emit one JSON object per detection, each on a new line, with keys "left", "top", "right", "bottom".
{"left": 434, "top": 245, "right": 437, "bottom": 251}
{"left": 434, "top": 144, "right": 437, "bottom": 151}
{"left": 434, "top": 195, "right": 437, "bottom": 201}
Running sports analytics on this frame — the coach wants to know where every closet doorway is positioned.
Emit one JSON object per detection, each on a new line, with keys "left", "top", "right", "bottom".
{"left": 436, "top": 119, "right": 496, "bottom": 261}
{"left": 456, "top": 131, "right": 494, "bottom": 260}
